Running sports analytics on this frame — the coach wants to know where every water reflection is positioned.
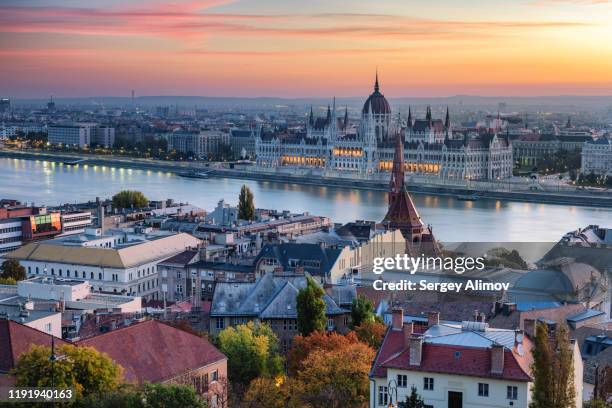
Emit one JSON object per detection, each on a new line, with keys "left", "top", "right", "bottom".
{"left": 1, "top": 158, "right": 610, "bottom": 242}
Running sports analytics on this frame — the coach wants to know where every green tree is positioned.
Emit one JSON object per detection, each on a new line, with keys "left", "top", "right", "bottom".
{"left": 13, "top": 344, "right": 123, "bottom": 398}
{"left": 551, "top": 324, "right": 576, "bottom": 408}
{"left": 0, "top": 277, "right": 17, "bottom": 285}
{"left": 530, "top": 322, "right": 554, "bottom": 408}
{"left": 237, "top": 185, "right": 255, "bottom": 221}
{"left": 112, "top": 190, "right": 149, "bottom": 209}
{"left": 296, "top": 277, "right": 327, "bottom": 336}
{"left": 1, "top": 259, "right": 26, "bottom": 281}
{"left": 350, "top": 294, "right": 375, "bottom": 328}
{"left": 353, "top": 320, "right": 387, "bottom": 349}
{"left": 75, "top": 383, "right": 208, "bottom": 408}
{"left": 530, "top": 322, "right": 575, "bottom": 408}
{"left": 583, "top": 398, "right": 607, "bottom": 408}
{"left": 217, "top": 322, "right": 283, "bottom": 387}
{"left": 398, "top": 385, "right": 426, "bottom": 408}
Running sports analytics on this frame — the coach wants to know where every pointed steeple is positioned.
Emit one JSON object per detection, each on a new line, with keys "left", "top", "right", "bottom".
{"left": 426, "top": 106, "right": 432, "bottom": 127}
{"left": 326, "top": 104, "right": 331, "bottom": 124}
{"left": 344, "top": 107, "right": 349, "bottom": 127}
{"left": 407, "top": 106, "right": 412, "bottom": 128}
{"left": 309, "top": 106, "right": 314, "bottom": 126}
{"left": 566, "top": 116, "right": 572, "bottom": 128}
{"left": 374, "top": 69, "right": 380, "bottom": 93}
{"left": 445, "top": 106, "right": 450, "bottom": 129}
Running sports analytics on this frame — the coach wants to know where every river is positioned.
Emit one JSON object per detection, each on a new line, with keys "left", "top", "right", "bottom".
{"left": 1, "top": 157, "right": 610, "bottom": 242}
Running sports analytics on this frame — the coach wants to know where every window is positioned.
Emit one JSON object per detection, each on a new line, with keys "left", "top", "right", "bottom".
{"left": 424, "top": 377, "right": 434, "bottom": 391}
{"left": 378, "top": 386, "right": 388, "bottom": 406}
{"left": 507, "top": 386, "right": 518, "bottom": 400}
{"left": 478, "top": 383, "right": 489, "bottom": 397}
{"left": 45, "top": 323, "right": 52, "bottom": 332}
{"left": 327, "top": 318, "right": 334, "bottom": 331}
{"left": 216, "top": 318, "right": 225, "bottom": 330}
{"left": 397, "top": 374, "right": 407, "bottom": 388}
{"left": 211, "top": 370, "right": 218, "bottom": 382}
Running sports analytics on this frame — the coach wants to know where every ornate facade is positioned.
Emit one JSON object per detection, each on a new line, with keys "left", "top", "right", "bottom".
{"left": 255, "top": 75, "right": 513, "bottom": 180}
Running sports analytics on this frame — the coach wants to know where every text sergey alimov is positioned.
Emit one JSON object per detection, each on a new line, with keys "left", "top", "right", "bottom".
{"left": 371, "top": 255, "right": 511, "bottom": 292}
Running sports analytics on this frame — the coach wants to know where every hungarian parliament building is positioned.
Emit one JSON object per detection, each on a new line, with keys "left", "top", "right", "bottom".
{"left": 255, "top": 75, "right": 513, "bottom": 180}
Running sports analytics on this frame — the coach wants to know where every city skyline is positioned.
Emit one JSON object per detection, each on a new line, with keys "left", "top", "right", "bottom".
{"left": 1, "top": 0, "right": 612, "bottom": 98}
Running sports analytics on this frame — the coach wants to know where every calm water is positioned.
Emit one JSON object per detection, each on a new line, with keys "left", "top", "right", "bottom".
{"left": 1, "top": 157, "right": 610, "bottom": 242}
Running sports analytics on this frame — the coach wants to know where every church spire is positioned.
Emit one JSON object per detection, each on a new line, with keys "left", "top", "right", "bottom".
{"left": 407, "top": 106, "right": 412, "bottom": 128}
{"left": 374, "top": 69, "right": 380, "bottom": 93}
{"left": 445, "top": 106, "right": 450, "bottom": 129}
{"left": 326, "top": 104, "right": 331, "bottom": 124}
{"left": 309, "top": 106, "right": 314, "bottom": 126}
{"left": 344, "top": 107, "right": 349, "bottom": 127}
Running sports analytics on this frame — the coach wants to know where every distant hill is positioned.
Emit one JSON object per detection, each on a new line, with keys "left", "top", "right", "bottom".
{"left": 11, "top": 95, "right": 612, "bottom": 112}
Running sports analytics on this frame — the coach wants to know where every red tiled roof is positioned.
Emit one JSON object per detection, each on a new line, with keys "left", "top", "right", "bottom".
{"left": 0, "top": 319, "right": 68, "bottom": 373}
{"left": 77, "top": 320, "right": 226, "bottom": 383}
{"left": 371, "top": 329, "right": 532, "bottom": 382}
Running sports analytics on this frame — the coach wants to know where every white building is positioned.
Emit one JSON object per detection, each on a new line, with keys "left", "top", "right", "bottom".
{"left": 168, "top": 130, "right": 230, "bottom": 159}
{"left": 581, "top": 136, "right": 611, "bottom": 176}
{"left": 370, "top": 310, "right": 583, "bottom": 408}
{"left": 5, "top": 233, "right": 201, "bottom": 301}
{"left": 48, "top": 123, "right": 95, "bottom": 147}
{"left": 256, "top": 76, "right": 513, "bottom": 180}
{"left": 95, "top": 125, "right": 115, "bottom": 148}
{"left": 0, "top": 218, "right": 22, "bottom": 254}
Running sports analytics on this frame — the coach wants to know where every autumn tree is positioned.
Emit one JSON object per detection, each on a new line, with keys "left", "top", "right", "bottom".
{"left": 217, "top": 322, "right": 283, "bottom": 387}
{"left": 398, "top": 385, "right": 426, "bottom": 408}
{"left": 296, "top": 277, "right": 327, "bottom": 336}
{"left": 296, "top": 341, "right": 375, "bottom": 408}
{"left": 1, "top": 259, "right": 26, "bottom": 281}
{"left": 354, "top": 320, "right": 387, "bottom": 349}
{"left": 14, "top": 344, "right": 123, "bottom": 398}
{"left": 530, "top": 322, "right": 575, "bottom": 408}
{"left": 242, "top": 377, "right": 306, "bottom": 408}
{"left": 237, "top": 185, "right": 255, "bottom": 221}
{"left": 112, "top": 190, "right": 149, "bottom": 209}
{"left": 287, "top": 331, "right": 360, "bottom": 375}
{"left": 350, "top": 294, "right": 375, "bottom": 328}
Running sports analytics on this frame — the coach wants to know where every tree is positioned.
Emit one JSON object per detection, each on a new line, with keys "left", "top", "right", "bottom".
{"left": 296, "top": 277, "right": 327, "bottom": 337}
{"left": 0, "top": 277, "right": 17, "bottom": 285}
{"left": 530, "top": 322, "right": 554, "bottom": 408}
{"left": 243, "top": 377, "right": 306, "bottom": 408}
{"left": 1, "top": 259, "right": 26, "bottom": 281}
{"left": 583, "top": 398, "right": 607, "bottom": 408}
{"left": 551, "top": 324, "right": 576, "bottom": 408}
{"left": 398, "top": 385, "right": 426, "bottom": 408}
{"left": 530, "top": 322, "right": 575, "bottom": 408}
{"left": 75, "top": 383, "right": 208, "bottom": 408}
{"left": 350, "top": 294, "right": 375, "bottom": 328}
{"left": 112, "top": 190, "right": 149, "bottom": 209}
{"left": 237, "top": 185, "right": 255, "bottom": 221}
{"left": 296, "top": 341, "right": 375, "bottom": 408}
{"left": 217, "top": 322, "right": 283, "bottom": 387}
{"left": 287, "top": 331, "right": 359, "bottom": 375}
{"left": 14, "top": 344, "right": 123, "bottom": 398}
{"left": 354, "top": 320, "right": 387, "bottom": 349}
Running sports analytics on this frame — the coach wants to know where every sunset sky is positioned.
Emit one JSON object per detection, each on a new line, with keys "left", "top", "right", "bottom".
{"left": 1, "top": 0, "right": 612, "bottom": 98}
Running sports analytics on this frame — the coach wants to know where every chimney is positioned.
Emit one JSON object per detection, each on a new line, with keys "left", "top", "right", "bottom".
{"left": 391, "top": 308, "right": 404, "bottom": 330}
{"left": 490, "top": 343, "right": 505, "bottom": 374}
{"left": 403, "top": 321, "right": 414, "bottom": 347}
{"left": 427, "top": 311, "right": 440, "bottom": 327}
{"left": 409, "top": 335, "right": 423, "bottom": 366}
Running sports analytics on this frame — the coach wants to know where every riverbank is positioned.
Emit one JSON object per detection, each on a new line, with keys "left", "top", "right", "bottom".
{"left": 2, "top": 148, "right": 611, "bottom": 208}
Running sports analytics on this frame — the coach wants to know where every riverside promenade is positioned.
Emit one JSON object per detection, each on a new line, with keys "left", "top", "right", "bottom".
{"left": 2, "top": 148, "right": 611, "bottom": 208}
